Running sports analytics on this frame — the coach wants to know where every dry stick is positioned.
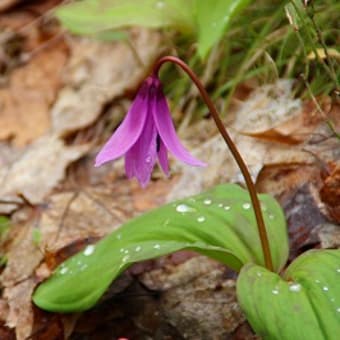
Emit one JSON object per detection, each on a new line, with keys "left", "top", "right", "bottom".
{"left": 153, "top": 56, "right": 274, "bottom": 271}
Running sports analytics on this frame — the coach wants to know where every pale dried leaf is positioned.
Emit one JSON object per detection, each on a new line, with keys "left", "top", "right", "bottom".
{"left": 167, "top": 80, "right": 315, "bottom": 201}
{"left": 0, "top": 42, "right": 68, "bottom": 145}
{"left": 0, "top": 0, "right": 19, "bottom": 12}
{"left": 317, "top": 223, "right": 340, "bottom": 249}
{"left": 51, "top": 29, "right": 162, "bottom": 136}
{"left": 0, "top": 134, "right": 90, "bottom": 213}
{"left": 1, "top": 222, "right": 42, "bottom": 286}
{"left": 40, "top": 187, "right": 129, "bottom": 251}
{"left": 157, "top": 257, "right": 244, "bottom": 338}
{"left": 3, "top": 279, "right": 35, "bottom": 340}
{"left": 140, "top": 256, "right": 222, "bottom": 291}
{"left": 233, "top": 79, "right": 301, "bottom": 133}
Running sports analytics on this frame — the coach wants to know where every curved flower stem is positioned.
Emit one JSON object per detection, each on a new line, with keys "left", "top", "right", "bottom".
{"left": 153, "top": 56, "right": 274, "bottom": 272}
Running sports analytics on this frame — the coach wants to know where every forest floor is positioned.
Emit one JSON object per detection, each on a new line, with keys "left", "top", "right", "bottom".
{"left": 0, "top": 1, "right": 339, "bottom": 339}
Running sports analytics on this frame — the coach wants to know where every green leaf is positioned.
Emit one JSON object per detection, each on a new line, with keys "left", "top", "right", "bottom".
{"left": 56, "top": 0, "right": 196, "bottom": 36}
{"left": 33, "top": 184, "right": 288, "bottom": 312}
{"left": 196, "top": 0, "right": 250, "bottom": 59}
{"left": 237, "top": 249, "right": 340, "bottom": 340}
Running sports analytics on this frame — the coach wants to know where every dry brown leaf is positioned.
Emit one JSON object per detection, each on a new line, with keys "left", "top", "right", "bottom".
{"left": 1, "top": 221, "right": 42, "bottom": 287}
{"left": 0, "top": 0, "right": 19, "bottom": 12}
{"left": 167, "top": 80, "right": 313, "bottom": 201}
{"left": 256, "top": 163, "right": 322, "bottom": 198}
{"left": 317, "top": 223, "right": 340, "bottom": 249}
{"left": 0, "top": 186, "right": 125, "bottom": 339}
{"left": 39, "top": 188, "right": 128, "bottom": 252}
{"left": 140, "top": 255, "right": 223, "bottom": 291}
{"left": 320, "top": 162, "right": 340, "bottom": 223}
{"left": 3, "top": 279, "right": 36, "bottom": 340}
{"left": 233, "top": 79, "right": 302, "bottom": 134}
{"left": 155, "top": 257, "right": 244, "bottom": 338}
{"left": 51, "top": 29, "right": 162, "bottom": 136}
{"left": 0, "top": 41, "right": 68, "bottom": 145}
{"left": 0, "top": 134, "right": 90, "bottom": 213}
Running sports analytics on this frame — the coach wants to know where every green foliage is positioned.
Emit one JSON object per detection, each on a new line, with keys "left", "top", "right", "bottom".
{"left": 237, "top": 249, "right": 340, "bottom": 340}
{"left": 55, "top": 0, "right": 250, "bottom": 59}
{"left": 33, "top": 184, "right": 288, "bottom": 312}
{"left": 196, "top": 0, "right": 250, "bottom": 58}
{"left": 163, "top": 0, "right": 339, "bottom": 119}
{"left": 56, "top": 0, "right": 197, "bottom": 36}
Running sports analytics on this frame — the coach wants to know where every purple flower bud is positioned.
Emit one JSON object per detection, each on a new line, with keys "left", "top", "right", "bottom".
{"left": 95, "top": 75, "right": 206, "bottom": 187}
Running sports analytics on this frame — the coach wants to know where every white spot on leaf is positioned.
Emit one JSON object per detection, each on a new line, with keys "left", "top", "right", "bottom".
{"left": 60, "top": 267, "right": 68, "bottom": 275}
{"left": 289, "top": 283, "right": 302, "bottom": 292}
{"left": 197, "top": 216, "right": 205, "bottom": 223}
{"left": 242, "top": 203, "right": 251, "bottom": 210}
{"left": 176, "top": 204, "right": 195, "bottom": 213}
{"left": 83, "top": 245, "right": 95, "bottom": 256}
{"left": 155, "top": 1, "right": 165, "bottom": 9}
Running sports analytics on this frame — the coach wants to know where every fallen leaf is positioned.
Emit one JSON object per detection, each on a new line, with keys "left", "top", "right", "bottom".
{"left": 167, "top": 80, "right": 313, "bottom": 201}
{"left": 281, "top": 183, "right": 328, "bottom": 260}
{"left": 51, "top": 29, "right": 162, "bottom": 136}
{"left": 233, "top": 79, "right": 302, "bottom": 134}
{"left": 1, "top": 221, "right": 42, "bottom": 286}
{"left": 256, "top": 163, "right": 322, "bottom": 199}
{"left": 0, "top": 0, "right": 19, "bottom": 12}
{"left": 3, "top": 279, "right": 36, "bottom": 340}
{"left": 0, "top": 41, "right": 68, "bottom": 145}
{"left": 317, "top": 223, "right": 340, "bottom": 249}
{"left": 158, "top": 257, "right": 244, "bottom": 338}
{"left": 140, "top": 255, "right": 225, "bottom": 291}
{"left": 320, "top": 162, "right": 340, "bottom": 223}
{"left": 0, "top": 134, "right": 90, "bottom": 213}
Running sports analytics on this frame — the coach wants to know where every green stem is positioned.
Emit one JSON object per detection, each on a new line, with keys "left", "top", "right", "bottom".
{"left": 153, "top": 56, "right": 274, "bottom": 272}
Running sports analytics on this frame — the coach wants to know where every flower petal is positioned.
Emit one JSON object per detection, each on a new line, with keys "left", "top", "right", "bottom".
{"left": 157, "top": 138, "right": 169, "bottom": 176}
{"left": 95, "top": 82, "right": 149, "bottom": 167}
{"left": 152, "top": 85, "right": 207, "bottom": 167}
{"left": 125, "top": 110, "right": 158, "bottom": 187}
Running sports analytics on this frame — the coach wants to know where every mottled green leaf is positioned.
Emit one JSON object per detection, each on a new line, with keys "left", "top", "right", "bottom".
{"left": 33, "top": 184, "right": 287, "bottom": 312}
{"left": 56, "top": 0, "right": 196, "bottom": 36}
{"left": 237, "top": 249, "right": 340, "bottom": 340}
{"left": 196, "top": 0, "right": 250, "bottom": 58}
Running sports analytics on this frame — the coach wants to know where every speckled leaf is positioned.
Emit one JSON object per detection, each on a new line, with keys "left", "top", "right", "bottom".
{"left": 196, "top": 0, "right": 250, "bottom": 58}
{"left": 33, "top": 184, "right": 287, "bottom": 312}
{"left": 55, "top": 0, "right": 196, "bottom": 36}
{"left": 237, "top": 249, "right": 340, "bottom": 340}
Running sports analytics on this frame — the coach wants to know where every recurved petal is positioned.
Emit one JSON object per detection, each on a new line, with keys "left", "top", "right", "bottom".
{"left": 95, "top": 83, "right": 149, "bottom": 167}
{"left": 125, "top": 111, "right": 158, "bottom": 187}
{"left": 152, "top": 88, "right": 207, "bottom": 167}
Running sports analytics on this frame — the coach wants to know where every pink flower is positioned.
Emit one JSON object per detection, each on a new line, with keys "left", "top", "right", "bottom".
{"left": 95, "top": 75, "right": 206, "bottom": 187}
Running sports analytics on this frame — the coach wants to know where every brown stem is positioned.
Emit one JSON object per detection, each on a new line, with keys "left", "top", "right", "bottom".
{"left": 153, "top": 56, "right": 274, "bottom": 271}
